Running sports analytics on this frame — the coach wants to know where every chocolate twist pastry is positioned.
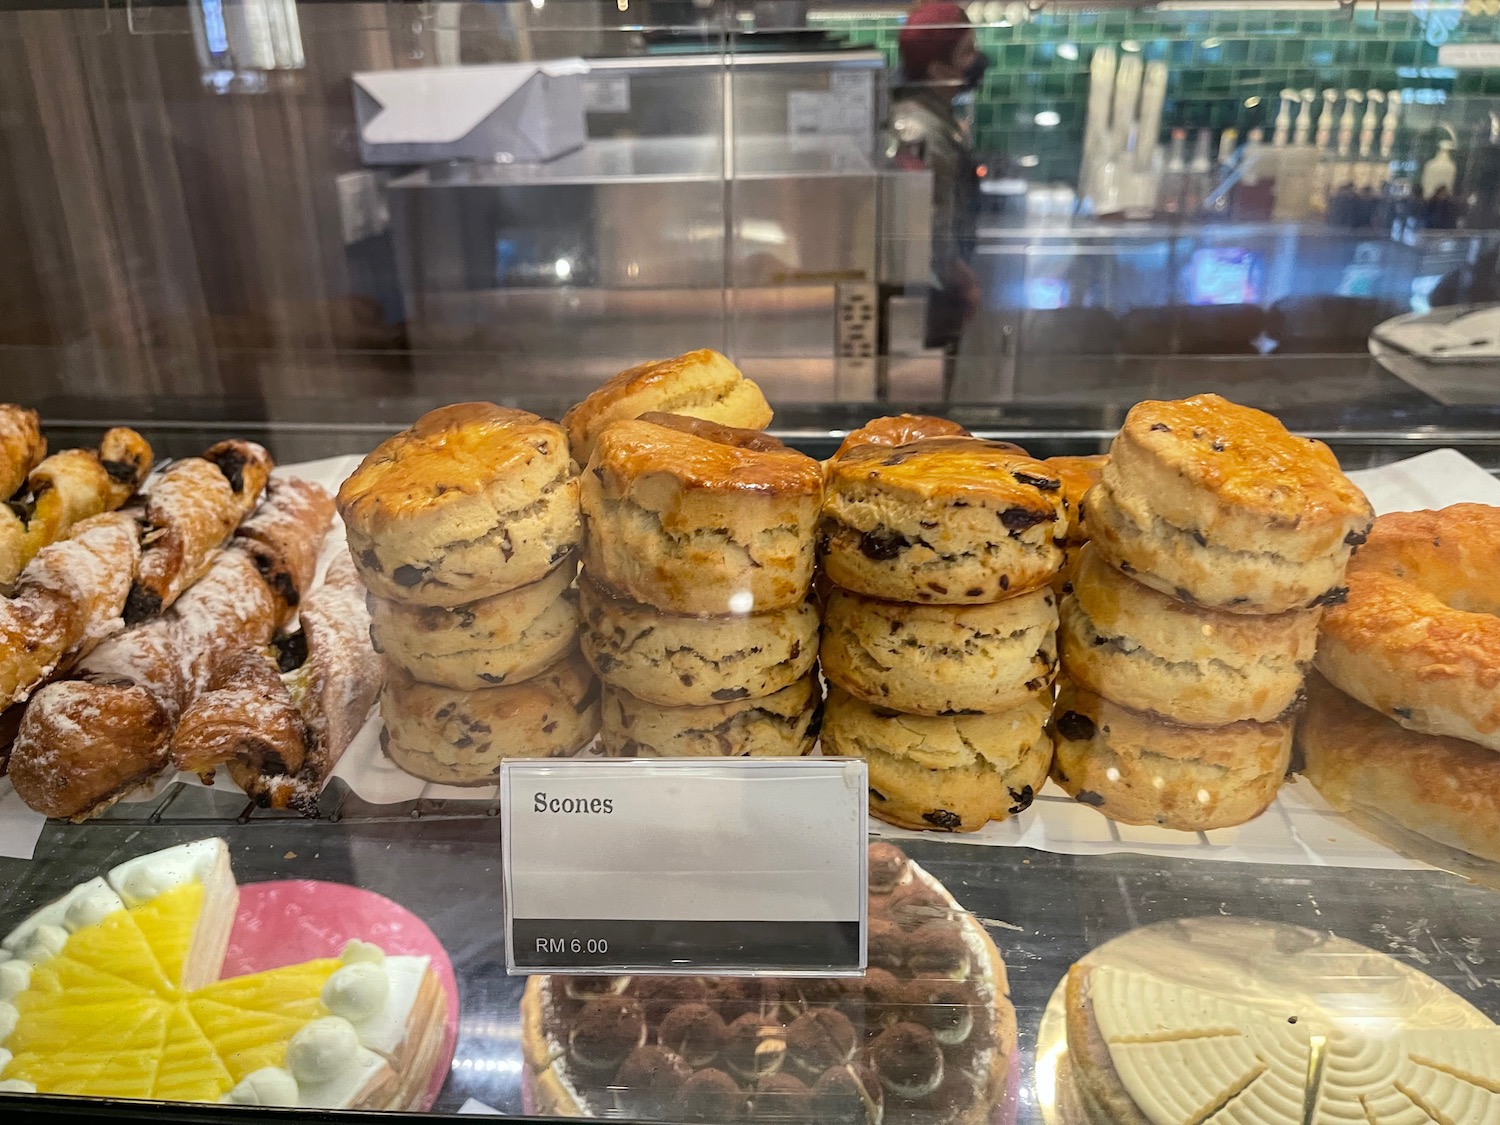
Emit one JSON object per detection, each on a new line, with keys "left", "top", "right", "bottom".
{"left": 0, "top": 427, "right": 153, "bottom": 588}
{"left": 175, "top": 550, "right": 382, "bottom": 813}
{"left": 0, "top": 510, "right": 142, "bottom": 709}
{"left": 125, "top": 439, "right": 272, "bottom": 624}
{"left": 9, "top": 477, "right": 324, "bottom": 819}
{"left": 230, "top": 476, "right": 334, "bottom": 621}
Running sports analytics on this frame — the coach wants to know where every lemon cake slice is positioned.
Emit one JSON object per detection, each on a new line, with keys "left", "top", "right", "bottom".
{"left": 0, "top": 839, "right": 446, "bottom": 1109}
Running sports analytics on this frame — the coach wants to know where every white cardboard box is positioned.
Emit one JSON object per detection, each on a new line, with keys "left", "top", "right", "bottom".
{"left": 353, "top": 60, "right": 589, "bottom": 165}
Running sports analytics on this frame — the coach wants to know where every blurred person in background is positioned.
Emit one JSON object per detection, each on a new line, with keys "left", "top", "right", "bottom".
{"left": 890, "top": 1, "right": 990, "bottom": 363}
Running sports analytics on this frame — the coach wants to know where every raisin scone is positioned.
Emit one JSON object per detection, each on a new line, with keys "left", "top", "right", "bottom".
{"left": 580, "top": 413, "right": 822, "bottom": 616}
{"left": 339, "top": 403, "right": 580, "bottom": 607}
{"left": 521, "top": 843, "right": 1016, "bottom": 1125}
{"left": 1045, "top": 453, "right": 1108, "bottom": 594}
{"left": 831, "top": 414, "right": 973, "bottom": 461}
{"left": 563, "top": 350, "right": 773, "bottom": 467}
{"left": 598, "top": 675, "right": 820, "bottom": 758}
{"left": 820, "top": 585, "right": 1058, "bottom": 717}
{"left": 820, "top": 685, "right": 1052, "bottom": 833}
{"left": 821, "top": 438, "right": 1066, "bottom": 604}
{"left": 1049, "top": 672, "right": 1292, "bottom": 832}
{"left": 578, "top": 573, "right": 818, "bottom": 707}
{"left": 1061, "top": 544, "right": 1318, "bottom": 727}
{"left": 368, "top": 558, "right": 579, "bottom": 691}
{"left": 1083, "top": 395, "right": 1373, "bottom": 615}
{"left": 379, "top": 650, "right": 600, "bottom": 785}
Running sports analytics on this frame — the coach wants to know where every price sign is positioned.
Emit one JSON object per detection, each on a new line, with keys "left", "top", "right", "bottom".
{"left": 500, "top": 758, "right": 868, "bottom": 975}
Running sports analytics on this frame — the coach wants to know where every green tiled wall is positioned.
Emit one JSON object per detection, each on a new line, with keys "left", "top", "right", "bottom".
{"left": 814, "top": 7, "right": 1500, "bottom": 184}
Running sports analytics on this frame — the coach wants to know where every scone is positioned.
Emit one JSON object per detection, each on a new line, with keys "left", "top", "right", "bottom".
{"left": 580, "top": 413, "right": 822, "bottom": 616}
{"left": 1045, "top": 454, "right": 1108, "bottom": 548}
{"left": 832, "top": 414, "right": 972, "bottom": 460}
{"left": 1296, "top": 671, "right": 1500, "bottom": 869}
{"left": 368, "top": 558, "right": 579, "bottom": 691}
{"left": 821, "top": 438, "right": 1066, "bottom": 604}
{"left": 578, "top": 573, "right": 818, "bottom": 707}
{"left": 598, "top": 674, "right": 820, "bottom": 758}
{"left": 563, "top": 349, "right": 773, "bottom": 466}
{"left": 1045, "top": 453, "right": 1108, "bottom": 594}
{"left": 1049, "top": 672, "right": 1292, "bottom": 831}
{"left": 820, "top": 685, "right": 1052, "bottom": 832}
{"left": 380, "top": 650, "right": 600, "bottom": 784}
{"left": 338, "top": 403, "right": 580, "bottom": 607}
{"left": 820, "top": 585, "right": 1057, "bottom": 716}
{"left": 1085, "top": 395, "right": 1373, "bottom": 614}
{"left": 1060, "top": 544, "right": 1318, "bottom": 726}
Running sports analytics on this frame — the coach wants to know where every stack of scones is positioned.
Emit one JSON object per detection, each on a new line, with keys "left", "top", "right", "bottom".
{"left": 567, "top": 365, "right": 825, "bottom": 757}
{"left": 1051, "top": 394, "right": 1374, "bottom": 830}
{"left": 817, "top": 419, "right": 1068, "bottom": 832}
{"left": 338, "top": 402, "right": 599, "bottom": 785}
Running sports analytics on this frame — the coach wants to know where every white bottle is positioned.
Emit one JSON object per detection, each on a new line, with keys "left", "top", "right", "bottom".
{"left": 1421, "top": 138, "right": 1458, "bottom": 197}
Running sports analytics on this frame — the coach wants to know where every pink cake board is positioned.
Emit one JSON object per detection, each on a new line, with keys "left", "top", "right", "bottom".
{"left": 224, "top": 880, "right": 459, "bottom": 1112}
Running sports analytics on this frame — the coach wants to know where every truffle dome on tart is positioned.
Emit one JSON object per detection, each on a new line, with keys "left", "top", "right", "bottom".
{"left": 337, "top": 403, "right": 579, "bottom": 606}
{"left": 580, "top": 413, "right": 822, "bottom": 616}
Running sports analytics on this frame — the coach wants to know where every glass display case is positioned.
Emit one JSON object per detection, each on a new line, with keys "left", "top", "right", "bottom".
{"left": 2, "top": 1, "right": 1500, "bottom": 1123}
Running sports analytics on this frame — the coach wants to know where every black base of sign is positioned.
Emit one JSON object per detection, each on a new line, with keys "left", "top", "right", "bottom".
{"left": 512, "top": 918, "right": 861, "bottom": 972}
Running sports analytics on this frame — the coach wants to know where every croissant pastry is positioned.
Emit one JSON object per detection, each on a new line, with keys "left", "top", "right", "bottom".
{"left": 0, "top": 427, "right": 153, "bottom": 588}
{"left": 232, "top": 476, "right": 334, "bottom": 623}
{"left": 176, "top": 550, "right": 382, "bottom": 812}
{"left": 0, "top": 510, "right": 141, "bottom": 709}
{"left": 11, "top": 549, "right": 279, "bottom": 819}
{"left": 0, "top": 405, "right": 45, "bottom": 500}
{"left": 125, "top": 439, "right": 273, "bottom": 624}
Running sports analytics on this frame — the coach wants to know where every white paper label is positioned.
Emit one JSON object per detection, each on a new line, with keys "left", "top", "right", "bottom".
{"left": 581, "top": 74, "right": 631, "bottom": 114}
{"left": 501, "top": 758, "right": 868, "bottom": 975}
{"left": 1438, "top": 44, "right": 1500, "bottom": 67}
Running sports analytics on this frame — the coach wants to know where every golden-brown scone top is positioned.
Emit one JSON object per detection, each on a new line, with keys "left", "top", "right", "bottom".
{"left": 1045, "top": 454, "right": 1108, "bottom": 541}
{"left": 592, "top": 413, "right": 822, "bottom": 498}
{"left": 0, "top": 405, "right": 45, "bottom": 500}
{"left": 1114, "top": 394, "right": 1373, "bottom": 532}
{"left": 833, "top": 414, "right": 971, "bottom": 460}
{"left": 337, "top": 402, "right": 570, "bottom": 535}
{"left": 563, "top": 349, "right": 772, "bottom": 465}
{"left": 830, "top": 436, "right": 1063, "bottom": 514}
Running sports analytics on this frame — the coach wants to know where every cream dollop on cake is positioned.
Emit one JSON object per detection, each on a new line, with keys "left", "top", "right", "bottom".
{"left": 223, "top": 1066, "right": 300, "bottom": 1106}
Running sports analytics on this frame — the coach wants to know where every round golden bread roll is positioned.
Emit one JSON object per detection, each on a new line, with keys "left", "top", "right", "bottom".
{"left": 832, "top": 414, "right": 972, "bottom": 461}
{"left": 1316, "top": 504, "right": 1500, "bottom": 752}
{"left": 820, "top": 438, "right": 1067, "bottom": 604}
{"left": 338, "top": 403, "right": 579, "bottom": 607}
{"left": 563, "top": 349, "right": 772, "bottom": 467}
{"left": 1049, "top": 672, "right": 1292, "bottom": 831}
{"left": 820, "top": 685, "right": 1052, "bottom": 832}
{"left": 1060, "top": 544, "right": 1319, "bottom": 726}
{"left": 1296, "top": 671, "right": 1500, "bottom": 868}
{"left": 380, "top": 650, "right": 599, "bottom": 785}
{"left": 598, "top": 674, "right": 820, "bottom": 758}
{"left": 368, "top": 557, "right": 579, "bottom": 691}
{"left": 1086, "top": 394, "right": 1373, "bottom": 614}
{"left": 820, "top": 584, "right": 1057, "bottom": 716}
{"left": 578, "top": 572, "right": 817, "bottom": 707}
{"left": 580, "top": 412, "right": 822, "bottom": 616}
